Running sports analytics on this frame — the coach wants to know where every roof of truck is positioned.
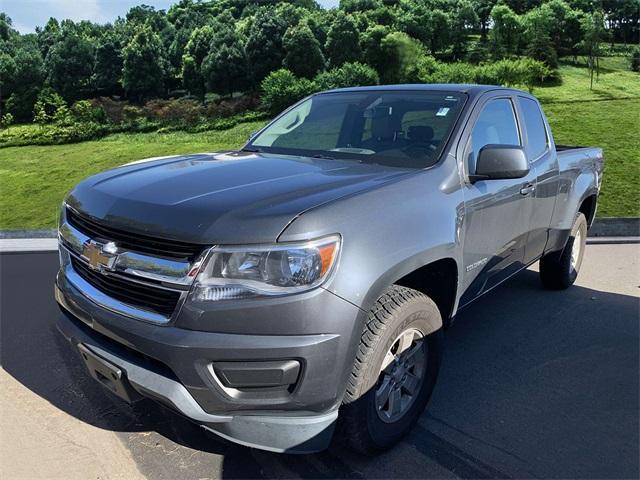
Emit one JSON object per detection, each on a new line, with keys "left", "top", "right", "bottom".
{"left": 321, "top": 84, "right": 527, "bottom": 97}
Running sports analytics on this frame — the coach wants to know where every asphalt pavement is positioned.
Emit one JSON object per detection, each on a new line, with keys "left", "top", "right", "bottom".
{"left": 1, "top": 244, "right": 638, "bottom": 479}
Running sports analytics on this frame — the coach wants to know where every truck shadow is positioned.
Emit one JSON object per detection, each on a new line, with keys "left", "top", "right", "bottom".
{"left": 1, "top": 251, "right": 638, "bottom": 479}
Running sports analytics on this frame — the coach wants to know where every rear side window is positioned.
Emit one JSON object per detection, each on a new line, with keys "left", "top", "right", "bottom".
{"left": 470, "top": 98, "right": 520, "bottom": 168}
{"left": 519, "top": 97, "right": 548, "bottom": 160}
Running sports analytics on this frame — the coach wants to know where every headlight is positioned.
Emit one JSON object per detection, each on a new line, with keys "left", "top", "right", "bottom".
{"left": 190, "top": 235, "right": 341, "bottom": 301}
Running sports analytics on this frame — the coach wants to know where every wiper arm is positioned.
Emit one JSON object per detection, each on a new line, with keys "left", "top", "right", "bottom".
{"left": 240, "top": 147, "right": 262, "bottom": 153}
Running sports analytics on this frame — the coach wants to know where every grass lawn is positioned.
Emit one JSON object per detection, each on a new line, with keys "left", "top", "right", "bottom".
{"left": 0, "top": 121, "right": 266, "bottom": 230}
{"left": 0, "top": 59, "right": 638, "bottom": 230}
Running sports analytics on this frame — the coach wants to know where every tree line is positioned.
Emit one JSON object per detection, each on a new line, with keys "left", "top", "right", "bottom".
{"left": 0, "top": 0, "right": 638, "bottom": 122}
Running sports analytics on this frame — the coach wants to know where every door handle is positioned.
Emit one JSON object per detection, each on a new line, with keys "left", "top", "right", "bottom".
{"left": 520, "top": 183, "right": 536, "bottom": 195}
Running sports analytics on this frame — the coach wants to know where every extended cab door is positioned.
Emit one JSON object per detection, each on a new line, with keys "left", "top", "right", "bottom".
{"left": 516, "top": 96, "right": 560, "bottom": 264}
{"left": 458, "top": 94, "right": 537, "bottom": 306}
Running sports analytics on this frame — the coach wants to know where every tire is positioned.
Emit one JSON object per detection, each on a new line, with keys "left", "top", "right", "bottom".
{"left": 338, "top": 285, "right": 443, "bottom": 454}
{"left": 540, "top": 212, "right": 587, "bottom": 290}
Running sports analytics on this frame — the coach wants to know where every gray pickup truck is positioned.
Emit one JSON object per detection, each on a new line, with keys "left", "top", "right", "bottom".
{"left": 55, "top": 84, "right": 604, "bottom": 454}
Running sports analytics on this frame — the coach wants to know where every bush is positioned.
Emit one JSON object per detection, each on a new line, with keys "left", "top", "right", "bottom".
{"left": 88, "top": 97, "right": 129, "bottom": 123}
{"left": 631, "top": 47, "right": 640, "bottom": 73}
{"left": 404, "top": 54, "right": 439, "bottom": 83}
{"left": 206, "top": 95, "right": 260, "bottom": 118}
{"left": 313, "top": 62, "right": 379, "bottom": 90}
{"left": 6, "top": 87, "right": 40, "bottom": 122}
{"left": 71, "top": 100, "right": 107, "bottom": 123}
{"left": 422, "top": 62, "right": 476, "bottom": 83}
{"left": 1, "top": 113, "right": 14, "bottom": 130}
{"left": 260, "top": 69, "right": 316, "bottom": 115}
{"left": 141, "top": 98, "right": 204, "bottom": 124}
{"left": 33, "top": 88, "right": 71, "bottom": 125}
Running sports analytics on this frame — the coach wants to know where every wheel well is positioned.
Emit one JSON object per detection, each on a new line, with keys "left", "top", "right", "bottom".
{"left": 579, "top": 195, "right": 597, "bottom": 227}
{"left": 395, "top": 258, "right": 458, "bottom": 325}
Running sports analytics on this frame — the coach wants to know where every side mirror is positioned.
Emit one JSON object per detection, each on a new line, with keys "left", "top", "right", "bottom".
{"left": 470, "top": 144, "right": 529, "bottom": 183}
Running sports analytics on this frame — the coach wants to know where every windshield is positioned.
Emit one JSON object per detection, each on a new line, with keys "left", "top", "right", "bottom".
{"left": 248, "top": 91, "right": 465, "bottom": 168}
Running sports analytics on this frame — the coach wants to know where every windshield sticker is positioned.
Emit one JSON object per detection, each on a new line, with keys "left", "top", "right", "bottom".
{"left": 436, "top": 107, "right": 450, "bottom": 116}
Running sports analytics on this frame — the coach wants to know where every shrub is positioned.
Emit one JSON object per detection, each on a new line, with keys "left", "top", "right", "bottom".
{"left": 141, "top": 98, "right": 204, "bottom": 124}
{"left": 404, "top": 54, "right": 439, "bottom": 83}
{"left": 71, "top": 100, "right": 107, "bottom": 123}
{"left": 422, "top": 62, "right": 476, "bottom": 83}
{"left": 6, "top": 87, "right": 40, "bottom": 122}
{"left": 314, "top": 62, "right": 379, "bottom": 90}
{"left": 206, "top": 95, "right": 260, "bottom": 118}
{"left": 33, "top": 88, "right": 70, "bottom": 125}
{"left": 631, "top": 47, "right": 640, "bottom": 72}
{"left": 1, "top": 113, "right": 14, "bottom": 130}
{"left": 88, "top": 97, "right": 129, "bottom": 123}
{"left": 260, "top": 69, "right": 316, "bottom": 115}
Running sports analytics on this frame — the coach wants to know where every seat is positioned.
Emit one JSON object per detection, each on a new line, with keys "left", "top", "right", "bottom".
{"left": 406, "top": 125, "right": 434, "bottom": 144}
{"left": 361, "top": 115, "right": 405, "bottom": 152}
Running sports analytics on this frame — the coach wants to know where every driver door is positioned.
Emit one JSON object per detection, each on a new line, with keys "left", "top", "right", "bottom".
{"left": 459, "top": 95, "right": 536, "bottom": 306}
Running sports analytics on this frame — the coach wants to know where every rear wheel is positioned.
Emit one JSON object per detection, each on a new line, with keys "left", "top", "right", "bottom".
{"left": 540, "top": 213, "right": 587, "bottom": 289}
{"left": 339, "top": 285, "right": 443, "bottom": 454}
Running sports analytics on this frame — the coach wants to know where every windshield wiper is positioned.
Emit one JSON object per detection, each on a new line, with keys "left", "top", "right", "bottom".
{"left": 240, "top": 147, "right": 262, "bottom": 153}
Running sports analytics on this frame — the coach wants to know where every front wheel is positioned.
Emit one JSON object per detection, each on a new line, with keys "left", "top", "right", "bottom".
{"left": 539, "top": 212, "right": 587, "bottom": 290}
{"left": 338, "top": 286, "right": 443, "bottom": 454}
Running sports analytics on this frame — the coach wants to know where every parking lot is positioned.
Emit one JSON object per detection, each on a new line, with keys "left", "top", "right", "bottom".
{"left": 1, "top": 243, "right": 638, "bottom": 479}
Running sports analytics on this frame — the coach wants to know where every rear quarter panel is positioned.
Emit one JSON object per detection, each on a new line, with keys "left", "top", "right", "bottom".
{"left": 550, "top": 147, "right": 604, "bottom": 232}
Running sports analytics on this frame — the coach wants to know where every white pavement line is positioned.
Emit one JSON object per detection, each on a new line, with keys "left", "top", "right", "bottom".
{"left": 587, "top": 236, "right": 640, "bottom": 244}
{"left": 0, "top": 238, "right": 59, "bottom": 252}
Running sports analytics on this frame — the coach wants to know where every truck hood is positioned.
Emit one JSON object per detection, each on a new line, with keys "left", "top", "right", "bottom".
{"left": 66, "top": 151, "right": 412, "bottom": 244}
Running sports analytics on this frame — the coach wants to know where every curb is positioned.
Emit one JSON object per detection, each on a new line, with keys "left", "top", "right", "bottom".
{"left": 0, "top": 229, "right": 57, "bottom": 239}
{"left": 588, "top": 217, "right": 639, "bottom": 237}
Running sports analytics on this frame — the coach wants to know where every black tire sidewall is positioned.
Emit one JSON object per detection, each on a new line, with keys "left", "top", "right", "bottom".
{"left": 360, "top": 308, "right": 443, "bottom": 450}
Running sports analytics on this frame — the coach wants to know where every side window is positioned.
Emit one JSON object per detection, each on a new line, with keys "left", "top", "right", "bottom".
{"left": 468, "top": 98, "right": 520, "bottom": 173}
{"left": 519, "top": 97, "right": 548, "bottom": 160}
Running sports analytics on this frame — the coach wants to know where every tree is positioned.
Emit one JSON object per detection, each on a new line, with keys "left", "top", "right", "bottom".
{"left": 379, "top": 31, "right": 423, "bottom": 83}
{"left": 245, "top": 8, "right": 289, "bottom": 86}
{"left": 362, "top": 24, "right": 392, "bottom": 76}
{"left": 181, "top": 25, "right": 214, "bottom": 98}
{"left": 450, "top": 1, "right": 479, "bottom": 60}
{"left": 523, "top": 6, "right": 558, "bottom": 68}
{"left": 283, "top": 24, "right": 325, "bottom": 78}
{"left": 578, "top": 11, "right": 609, "bottom": 90}
{"left": 44, "top": 28, "right": 94, "bottom": 100}
{"left": 122, "top": 26, "right": 167, "bottom": 100}
{"left": 395, "top": 0, "right": 431, "bottom": 44}
{"left": 489, "top": 4, "right": 522, "bottom": 58}
{"left": 260, "top": 68, "right": 315, "bottom": 114}
{"left": 94, "top": 33, "right": 123, "bottom": 95}
{"left": 201, "top": 18, "right": 249, "bottom": 97}
{"left": 314, "top": 61, "right": 379, "bottom": 90}
{"left": 36, "top": 17, "right": 60, "bottom": 59}
{"left": 3, "top": 42, "right": 45, "bottom": 121}
{"left": 325, "top": 12, "right": 362, "bottom": 68}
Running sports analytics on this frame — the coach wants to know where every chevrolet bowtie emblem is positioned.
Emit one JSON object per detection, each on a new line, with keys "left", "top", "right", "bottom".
{"left": 82, "top": 240, "right": 118, "bottom": 271}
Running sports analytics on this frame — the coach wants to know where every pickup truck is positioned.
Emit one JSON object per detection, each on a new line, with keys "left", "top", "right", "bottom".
{"left": 55, "top": 84, "right": 604, "bottom": 454}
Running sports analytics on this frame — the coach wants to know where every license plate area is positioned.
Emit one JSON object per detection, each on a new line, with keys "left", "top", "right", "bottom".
{"left": 77, "top": 343, "right": 140, "bottom": 403}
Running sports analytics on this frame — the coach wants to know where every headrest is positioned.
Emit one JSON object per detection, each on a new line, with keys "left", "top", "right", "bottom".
{"left": 371, "top": 115, "right": 395, "bottom": 141}
{"left": 407, "top": 125, "right": 434, "bottom": 142}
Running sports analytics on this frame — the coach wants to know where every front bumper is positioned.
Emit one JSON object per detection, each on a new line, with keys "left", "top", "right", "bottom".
{"left": 55, "top": 266, "right": 365, "bottom": 453}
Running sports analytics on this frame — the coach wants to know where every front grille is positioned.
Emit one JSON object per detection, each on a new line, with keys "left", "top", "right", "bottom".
{"left": 66, "top": 208, "right": 206, "bottom": 261}
{"left": 70, "top": 256, "right": 181, "bottom": 317}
